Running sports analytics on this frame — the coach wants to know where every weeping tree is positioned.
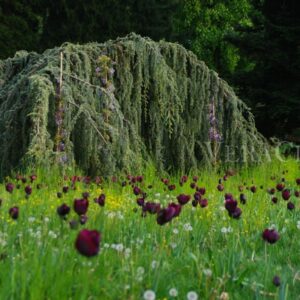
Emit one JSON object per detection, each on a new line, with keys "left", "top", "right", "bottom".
{"left": 0, "top": 33, "right": 268, "bottom": 177}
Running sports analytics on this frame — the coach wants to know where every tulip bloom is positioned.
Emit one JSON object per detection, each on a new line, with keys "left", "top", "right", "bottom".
{"left": 133, "top": 186, "right": 141, "bottom": 195}
{"left": 143, "top": 202, "right": 160, "bottom": 214}
{"left": 240, "top": 194, "right": 246, "bottom": 204}
{"left": 276, "top": 183, "right": 285, "bottom": 191}
{"left": 74, "top": 199, "right": 89, "bottom": 215}
{"left": 95, "top": 194, "right": 105, "bottom": 206}
{"left": 177, "top": 194, "right": 191, "bottom": 205}
{"left": 168, "top": 203, "right": 181, "bottom": 217}
{"left": 199, "top": 199, "right": 208, "bottom": 208}
{"left": 57, "top": 203, "right": 71, "bottom": 217}
{"left": 287, "top": 202, "right": 295, "bottom": 210}
{"left": 217, "top": 184, "right": 224, "bottom": 191}
{"left": 157, "top": 206, "right": 176, "bottom": 225}
{"left": 25, "top": 185, "right": 32, "bottom": 195}
{"left": 262, "top": 229, "right": 280, "bottom": 244}
{"left": 75, "top": 229, "right": 101, "bottom": 257}
{"left": 273, "top": 276, "right": 280, "bottom": 287}
{"left": 5, "top": 183, "right": 14, "bottom": 193}
{"left": 282, "top": 189, "right": 290, "bottom": 201}
{"left": 9, "top": 207, "right": 19, "bottom": 219}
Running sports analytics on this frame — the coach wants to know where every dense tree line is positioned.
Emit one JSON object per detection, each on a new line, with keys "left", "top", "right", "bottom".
{"left": 0, "top": 0, "right": 299, "bottom": 140}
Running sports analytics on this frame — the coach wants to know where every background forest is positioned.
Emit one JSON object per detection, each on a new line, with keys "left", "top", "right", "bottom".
{"left": 0, "top": 0, "right": 299, "bottom": 140}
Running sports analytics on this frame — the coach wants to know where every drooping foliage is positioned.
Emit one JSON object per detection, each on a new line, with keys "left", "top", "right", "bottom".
{"left": 0, "top": 34, "right": 268, "bottom": 177}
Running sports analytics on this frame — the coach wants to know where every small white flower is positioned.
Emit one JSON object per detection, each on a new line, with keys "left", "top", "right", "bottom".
{"left": 124, "top": 248, "right": 131, "bottom": 258}
{"left": 220, "top": 206, "right": 226, "bottom": 211}
{"left": 28, "top": 217, "right": 35, "bottom": 223}
{"left": 203, "top": 268, "right": 212, "bottom": 277}
{"left": 297, "top": 221, "right": 300, "bottom": 229}
{"left": 183, "top": 223, "right": 193, "bottom": 231}
{"left": 187, "top": 291, "right": 198, "bottom": 300}
{"left": 221, "top": 227, "right": 228, "bottom": 234}
{"left": 282, "top": 227, "right": 287, "bottom": 233}
{"left": 170, "top": 242, "right": 177, "bottom": 249}
{"left": 169, "top": 288, "right": 178, "bottom": 297}
{"left": 115, "top": 244, "right": 124, "bottom": 252}
{"left": 48, "top": 231, "right": 57, "bottom": 239}
{"left": 154, "top": 193, "right": 161, "bottom": 198}
{"left": 104, "top": 243, "right": 110, "bottom": 248}
{"left": 137, "top": 266, "right": 145, "bottom": 275}
{"left": 151, "top": 260, "right": 159, "bottom": 269}
{"left": 143, "top": 290, "right": 156, "bottom": 300}
{"left": 124, "top": 284, "right": 130, "bottom": 290}
{"left": 173, "top": 228, "right": 179, "bottom": 234}
{"left": 44, "top": 217, "right": 50, "bottom": 223}
{"left": 227, "top": 227, "right": 233, "bottom": 233}
{"left": 111, "top": 243, "right": 117, "bottom": 249}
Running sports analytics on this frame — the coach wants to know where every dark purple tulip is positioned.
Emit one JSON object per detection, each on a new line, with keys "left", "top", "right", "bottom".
{"left": 9, "top": 207, "right": 19, "bottom": 219}
{"left": 96, "top": 194, "right": 105, "bottom": 206}
{"left": 75, "top": 229, "right": 101, "bottom": 257}
{"left": 133, "top": 186, "right": 141, "bottom": 196}
{"left": 111, "top": 176, "right": 117, "bottom": 183}
{"left": 181, "top": 175, "right": 188, "bottom": 183}
{"left": 262, "top": 229, "right": 280, "bottom": 244}
{"left": 197, "top": 187, "right": 206, "bottom": 195}
{"left": 74, "top": 199, "right": 89, "bottom": 215}
{"left": 136, "top": 198, "right": 145, "bottom": 206}
{"left": 282, "top": 189, "right": 290, "bottom": 201}
{"left": 192, "top": 200, "right": 198, "bottom": 207}
{"left": 136, "top": 176, "right": 143, "bottom": 183}
{"left": 231, "top": 207, "right": 242, "bottom": 219}
{"left": 143, "top": 202, "right": 160, "bottom": 214}
{"left": 250, "top": 186, "right": 257, "bottom": 193}
{"left": 296, "top": 178, "right": 300, "bottom": 185}
{"left": 276, "top": 183, "right": 285, "bottom": 191}
{"left": 21, "top": 177, "right": 27, "bottom": 184}
{"left": 57, "top": 203, "right": 70, "bottom": 217}
{"left": 82, "top": 192, "right": 90, "bottom": 199}
{"left": 193, "top": 176, "right": 199, "bottom": 182}
{"left": 272, "top": 197, "right": 278, "bottom": 204}
{"left": 190, "top": 182, "right": 196, "bottom": 189}
{"left": 69, "top": 219, "right": 79, "bottom": 229}
{"left": 287, "top": 202, "right": 295, "bottom": 210}
{"left": 157, "top": 206, "right": 176, "bottom": 225}
{"left": 225, "top": 193, "right": 233, "bottom": 200}
{"left": 273, "top": 276, "right": 280, "bottom": 287}
{"left": 5, "top": 183, "right": 14, "bottom": 193}
{"left": 194, "top": 192, "right": 201, "bottom": 201}
{"left": 121, "top": 181, "right": 127, "bottom": 187}
{"left": 177, "top": 194, "right": 191, "bottom": 205}
{"left": 162, "top": 178, "right": 169, "bottom": 185}
{"left": 225, "top": 199, "right": 238, "bottom": 214}
{"left": 62, "top": 186, "right": 69, "bottom": 193}
{"left": 295, "top": 191, "right": 300, "bottom": 198}
{"left": 268, "top": 188, "right": 276, "bottom": 195}
{"left": 30, "top": 174, "right": 37, "bottom": 182}
{"left": 168, "top": 184, "right": 176, "bottom": 191}
{"left": 168, "top": 203, "right": 181, "bottom": 217}
{"left": 57, "top": 192, "right": 62, "bottom": 198}
{"left": 217, "top": 184, "right": 224, "bottom": 191}
{"left": 199, "top": 199, "right": 208, "bottom": 208}
{"left": 240, "top": 194, "right": 246, "bottom": 204}
{"left": 25, "top": 185, "right": 32, "bottom": 195}
{"left": 80, "top": 215, "right": 88, "bottom": 225}
{"left": 223, "top": 175, "right": 228, "bottom": 181}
